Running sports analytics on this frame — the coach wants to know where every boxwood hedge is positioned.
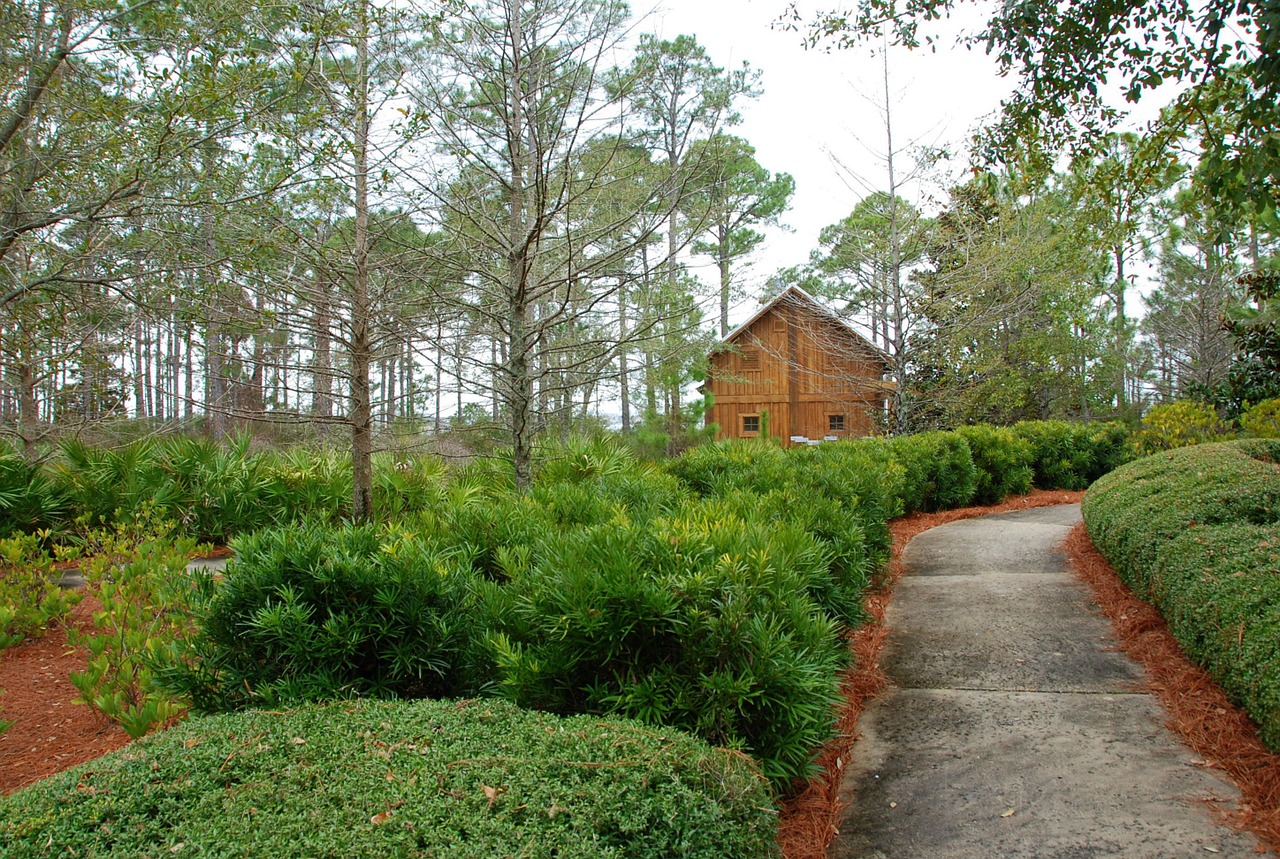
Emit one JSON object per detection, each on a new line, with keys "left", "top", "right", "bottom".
{"left": 1082, "top": 440, "right": 1280, "bottom": 748}
{"left": 0, "top": 698, "right": 779, "bottom": 858}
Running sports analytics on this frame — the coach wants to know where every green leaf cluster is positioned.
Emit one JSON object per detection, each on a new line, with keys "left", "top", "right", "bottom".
{"left": 1241, "top": 398, "right": 1280, "bottom": 439}
{"left": 0, "top": 698, "right": 779, "bottom": 858}
{"left": 65, "top": 520, "right": 201, "bottom": 738}
{"left": 40, "top": 436, "right": 452, "bottom": 542}
{"left": 0, "top": 532, "right": 82, "bottom": 650}
{"left": 0, "top": 447, "right": 69, "bottom": 538}
{"left": 1010, "top": 420, "right": 1133, "bottom": 491}
{"left": 953, "top": 425, "right": 1035, "bottom": 506}
{"left": 162, "top": 522, "right": 482, "bottom": 712}
{"left": 1083, "top": 440, "right": 1280, "bottom": 747}
{"left": 1133, "top": 400, "right": 1234, "bottom": 455}
{"left": 885, "top": 431, "right": 978, "bottom": 514}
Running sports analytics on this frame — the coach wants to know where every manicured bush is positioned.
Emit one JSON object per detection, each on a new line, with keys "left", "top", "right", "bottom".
{"left": 885, "top": 431, "right": 977, "bottom": 513}
{"left": 0, "top": 698, "right": 780, "bottom": 858}
{"left": 953, "top": 424, "right": 1034, "bottom": 505}
{"left": 1133, "top": 400, "right": 1233, "bottom": 455}
{"left": 1241, "top": 397, "right": 1280, "bottom": 438}
{"left": 1083, "top": 440, "right": 1280, "bottom": 749}
{"left": 486, "top": 510, "right": 847, "bottom": 787}
{"left": 668, "top": 438, "right": 894, "bottom": 600}
{"left": 161, "top": 522, "right": 483, "bottom": 711}
{"left": 1012, "top": 419, "right": 1132, "bottom": 490}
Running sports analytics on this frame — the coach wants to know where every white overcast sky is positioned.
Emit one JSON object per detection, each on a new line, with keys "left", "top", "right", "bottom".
{"left": 636, "top": 0, "right": 1017, "bottom": 324}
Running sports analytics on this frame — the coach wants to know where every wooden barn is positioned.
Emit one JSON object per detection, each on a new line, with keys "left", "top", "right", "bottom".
{"left": 703, "top": 287, "right": 893, "bottom": 444}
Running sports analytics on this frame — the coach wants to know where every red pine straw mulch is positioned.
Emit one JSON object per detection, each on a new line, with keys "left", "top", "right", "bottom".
{"left": 1064, "top": 524, "right": 1280, "bottom": 854}
{"left": 0, "top": 595, "right": 131, "bottom": 795}
{"left": 777, "top": 489, "right": 1086, "bottom": 859}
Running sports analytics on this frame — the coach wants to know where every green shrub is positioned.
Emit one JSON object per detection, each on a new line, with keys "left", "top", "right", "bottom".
{"left": 953, "top": 425, "right": 1034, "bottom": 505}
{"left": 486, "top": 510, "right": 847, "bottom": 788}
{"left": 0, "top": 698, "right": 779, "bottom": 858}
{"left": 0, "top": 533, "right": 82, "bottom": 650}
{"left": 0, "top": 447, "right": 68, "bottom": 538}
{"left": 1012, "top": 420, "right": 1131, "bottom": 490}
{"left": 885, "top": 431, "right": 977, "bottom": 513}
{"left": 1134, "top": 400, "right": 1233, "bottom": 455}
{"left": 1083, "top": 440, "right": 1280, "bottom": 750}
{"left": 666, "top": 439, "right": 792, "bottom": 498}
{"left": 67, "top": 518, "right": 197, "bottom": 737}
{"left": 161, "top": 522, "right": 483, "bottom": 712}
{"left": 1241, "top": 398, "right": 1280, "bottom": 438}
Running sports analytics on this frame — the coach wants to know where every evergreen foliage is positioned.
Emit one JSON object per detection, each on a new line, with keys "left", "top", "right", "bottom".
{"left": 0, "top": 699, "right": 779, "bottom": 858}
{"left": 1083, "top": 440, "right": 1280, "bottom": 748}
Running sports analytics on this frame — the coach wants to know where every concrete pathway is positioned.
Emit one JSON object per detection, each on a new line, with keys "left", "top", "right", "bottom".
{"left": 833, "top": 504, "right": 1262, "bottom": 858}
{"left": 56, "top": 555, "right": 230, "bottom": 589}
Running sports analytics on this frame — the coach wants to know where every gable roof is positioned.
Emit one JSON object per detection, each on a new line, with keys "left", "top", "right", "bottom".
{"left": 717, "top": 285, "right": 892, "bottom": 369}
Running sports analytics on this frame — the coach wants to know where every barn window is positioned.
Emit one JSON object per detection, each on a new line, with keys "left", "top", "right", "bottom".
{"left": 741, "top": 414, "right": 761, "bottom": 435}
{"left": 740, "top": 348, "right": 760, "bottom": 370}
{"left": 828, "top": 414, "right": 846, "bottom": 433}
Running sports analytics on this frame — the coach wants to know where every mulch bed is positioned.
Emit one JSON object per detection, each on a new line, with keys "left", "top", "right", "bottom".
{"left": 0, "top": 595, "right": 130, "bottom": 795}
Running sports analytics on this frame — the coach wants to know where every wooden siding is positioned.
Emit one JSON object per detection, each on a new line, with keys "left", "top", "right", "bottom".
{"left": 705, "top": 292, "right": 889, "bottom": 445}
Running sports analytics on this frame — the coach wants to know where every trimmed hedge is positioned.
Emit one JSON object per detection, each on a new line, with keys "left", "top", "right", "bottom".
{"left": 1083, "top": 440, "right": 1280, "bottom": 748}
{"left": 954, "top": 424, "right": 1034, "bottom": 505}
{"left": 1012, "top": 420, "right": 1132, "bottom": 490}
{"left": 0, "top": 698, "right": 778, "bottom": 858}
{"left": 886, "top": 431, "right": 977, "bottom": 513}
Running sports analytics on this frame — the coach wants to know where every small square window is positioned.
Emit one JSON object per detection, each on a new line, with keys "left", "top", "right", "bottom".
{"left": 742, "top": 414, "right": 760, "bottom": 435}
{"left": 828, "top": 414, "right": 846, "bottom": 432}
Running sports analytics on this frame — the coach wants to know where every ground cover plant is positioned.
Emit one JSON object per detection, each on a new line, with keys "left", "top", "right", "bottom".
{"left": 1083, "top": 440, "right": 1280, "bottom": 749}
{"left": 0, "top": 698, "right": 779, "bottom": 858}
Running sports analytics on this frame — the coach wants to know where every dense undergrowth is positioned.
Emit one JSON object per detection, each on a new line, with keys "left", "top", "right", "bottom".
{"left": 1, "top": 418, "right": 1133, "bottom": 850}
{"left": 1083, "top": 439, "right": 1280, "bottom": 750}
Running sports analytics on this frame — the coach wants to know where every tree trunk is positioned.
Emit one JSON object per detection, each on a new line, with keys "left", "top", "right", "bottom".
{"left": 618, "top": 286, "right": 631, "bottom": 433}
{"left": 16, "top": 360, "right": 38, "bottom": 461}
{"left": 350, "top": 3, "right": 374, "bottom": 521}
{"left": 313, "top": 266, "right": 333, "bottom": 418}
{"left": 201, "top": 132, "right": 229, "bottom": 440}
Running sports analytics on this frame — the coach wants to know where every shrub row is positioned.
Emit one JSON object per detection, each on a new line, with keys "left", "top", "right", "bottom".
{"left": 0, "top": 435, "right": 456, "bottom": 542}
{"left": 0, "top": 698, "right": 778, "bottom": 858}
{"left": 1082, "top": 440, "right": 1280, "bottom": 748}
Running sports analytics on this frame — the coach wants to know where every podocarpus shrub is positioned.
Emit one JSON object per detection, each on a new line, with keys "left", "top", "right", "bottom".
{"left": 885, "top": 431, "right": 977, "bottom": 513}
{"left": 0, "top": 698, "right": 780, "bottom": 858}
{"left": 667, "top": 438, "right": 894, "bottom": 599}
{"left": 1083, "top": 440, "right": 1280, "bottom": 748}
{"left": 161, "top": 522, "right": 482, "bottom": 712}
{"left": 1012, "top": 419, "right": 1132, "bottom": 490}
{"left": 954, "top": 424, "right": 1034, "bottom": 505}
{"left": 486, "top": 507, "right": 847, "bottom": 786}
